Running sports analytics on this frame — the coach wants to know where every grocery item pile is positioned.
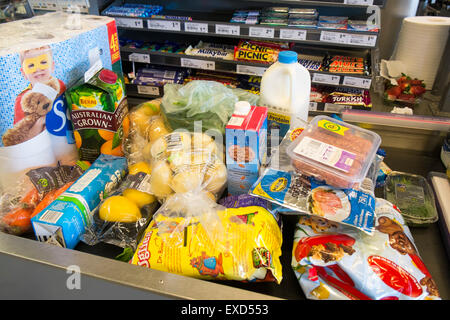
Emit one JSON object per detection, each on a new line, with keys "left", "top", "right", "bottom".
{"left": 0, "top": 15, "right": 440, "bottom": 298}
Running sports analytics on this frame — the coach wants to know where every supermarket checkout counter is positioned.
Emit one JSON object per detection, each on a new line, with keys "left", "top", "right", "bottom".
{"left": 0, "top": 114, "right": 449, "bottom": 300}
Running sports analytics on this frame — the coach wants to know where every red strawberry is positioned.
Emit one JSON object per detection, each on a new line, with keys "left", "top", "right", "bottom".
{"left": 410, "top": 85, "right": 426, "bottom": 96}
{"left": 399, "top": 82, "right": 411, "bottom": 92}
{"left": 410, "top": 79, "right": 423, "bottom": 86}
{"left": 386, "top": 86, "right": 402, "bottom": 97}
{"left": 397, "top": 74, "right": 411, "bottom": 84}
{"left": 398, "top": 93, "right": 415, "bottom": 102}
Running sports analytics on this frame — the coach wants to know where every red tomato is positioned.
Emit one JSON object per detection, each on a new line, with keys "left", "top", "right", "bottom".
{"left": 368, "top": 255, "right": 423, "bottom": 298}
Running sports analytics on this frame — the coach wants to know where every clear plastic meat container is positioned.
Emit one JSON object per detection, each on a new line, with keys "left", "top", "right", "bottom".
{"left": 286, "top": 115, "right": 381, "bottom": 189}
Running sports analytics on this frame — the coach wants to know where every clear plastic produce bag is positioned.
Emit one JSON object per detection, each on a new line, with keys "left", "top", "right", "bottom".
{"left": 0, "top": 162, "right": 87, "bottom": 236}
{"left": 161, "top": 80, "right": 260, "bottom": 135}
{"left": 82, "top": 161, "right": 159, "bottom": 250}
{"left": 145, "top": 131, "right": 227, "bottom": 202}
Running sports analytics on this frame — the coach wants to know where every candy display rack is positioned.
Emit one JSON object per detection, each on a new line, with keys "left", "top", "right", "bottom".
{"left": 102, "top": 0, "right": 383, "bottom": 113}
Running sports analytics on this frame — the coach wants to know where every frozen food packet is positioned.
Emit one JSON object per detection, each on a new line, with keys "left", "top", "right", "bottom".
{"left": 82, "top": 161, "right": 159, "bottom": 250}
{"left": 131, "top": 192, "right": 283, "bottom": 283}
{"left": 291, "top": 198, "right": 441, "bottom": 300}
{"left": 249, "top": 118, "right": 378, "bottom": 234}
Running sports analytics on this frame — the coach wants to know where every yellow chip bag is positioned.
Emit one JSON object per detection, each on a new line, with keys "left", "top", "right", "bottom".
{"left": 131, "top": 193, "right": 283, "bottom": 283}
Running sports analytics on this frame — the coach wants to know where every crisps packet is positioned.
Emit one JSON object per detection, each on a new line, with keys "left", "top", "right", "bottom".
{"left": 131, "top": 192, "right": 283, "bottom": 283}
{"left": 291, "top": 198, "right": 441, "bottom": 300}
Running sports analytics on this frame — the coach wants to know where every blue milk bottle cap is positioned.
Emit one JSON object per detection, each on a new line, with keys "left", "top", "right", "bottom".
{"left": 278, "top": 51, "right": 298, "bottom": 64}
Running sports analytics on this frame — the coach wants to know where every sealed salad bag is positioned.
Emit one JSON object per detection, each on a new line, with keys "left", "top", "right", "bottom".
{"left": 131, "top": 192, "right": 283, "bottom": 283}
{"left": 291, "top": 198, "right": 440, "bottom": 300}
{"left": 82, "top": 161, "right": 159, "bottom": 250}
{"left": 249, "top": 117, "right": 380, "bottom": 234}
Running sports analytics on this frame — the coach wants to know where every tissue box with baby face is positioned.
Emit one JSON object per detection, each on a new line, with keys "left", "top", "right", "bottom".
{"left": 0, "top": 12, "right": 123, "bottom": 187}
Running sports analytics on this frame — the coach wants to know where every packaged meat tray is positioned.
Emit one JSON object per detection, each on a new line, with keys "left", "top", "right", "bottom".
{"left": 286, "top": 116, "right": 381, "bottom": 189}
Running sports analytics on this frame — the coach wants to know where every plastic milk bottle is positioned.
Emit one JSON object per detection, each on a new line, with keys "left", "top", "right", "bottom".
{"left": 260, "top": 51, "right": 311, "bottom": 153}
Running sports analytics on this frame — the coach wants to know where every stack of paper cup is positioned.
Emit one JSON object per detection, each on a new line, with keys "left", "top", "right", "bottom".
{"left": 391, "top": 16, "right": 450, "bottom": 89}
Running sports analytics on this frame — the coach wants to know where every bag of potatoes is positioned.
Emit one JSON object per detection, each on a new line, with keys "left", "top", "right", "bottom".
{"left": 146, "top": 131, "right": 227, "bottom": 202}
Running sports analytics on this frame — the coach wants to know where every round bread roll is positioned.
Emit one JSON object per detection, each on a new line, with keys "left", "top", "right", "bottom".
{"left": 150, "top": 160, "right": 174, "bottom": 198}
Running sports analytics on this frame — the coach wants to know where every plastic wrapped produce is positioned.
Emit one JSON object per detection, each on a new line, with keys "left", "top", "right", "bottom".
{"left": 291, "top": 198, "right": 441, "bottom": 300}
{"left": 146, "top": 131, "right": 227, "bottom": 202}
{"left": 82, "top": 161, "right": 158, "bottom": 250}
{"left": 131, "top": 192, "right": 283, "bottom": 283}
{"left": 31, "top": 154, "right": 127, "bottom": 249}
{"left": 161, "top": 80, "right": 260, "bottom": 135}
{"left": 0, "top": 161, "right": 88, "bottom": 235}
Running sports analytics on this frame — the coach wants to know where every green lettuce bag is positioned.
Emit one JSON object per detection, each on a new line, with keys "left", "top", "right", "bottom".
{"left": 161, "top": 80, "right": 260, "bottom": 135}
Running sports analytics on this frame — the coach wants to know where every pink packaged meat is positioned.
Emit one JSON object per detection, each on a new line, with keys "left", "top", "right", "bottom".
{"left": 291, "top": 198, "right": 441, "bottom": 300}
{"left": 287, "top": 116, "right": 381, "bottom": 189}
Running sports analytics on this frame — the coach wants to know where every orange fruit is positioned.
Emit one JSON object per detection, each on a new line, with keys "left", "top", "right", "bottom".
{"left": 98, "top": 129, "right": 115, "bottom": 141}
{"left": 74, "top": 131, "right": 82, "bottom": 149}
{"left": 101, "top": 139, "right": 124, "bottom": 157}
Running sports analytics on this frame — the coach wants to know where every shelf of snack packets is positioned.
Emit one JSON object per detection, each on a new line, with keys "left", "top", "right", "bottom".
{"left": 103, "top": 4, "right": 380, "bottom": 49}
{"left": 118, "top": 39, "right": 373, "bottom": 108}
{"left": 123, "top": 66, "right": 372, "bottom": 113}
{"left": 243, "top": 0, "right": 386, "bottom": 8}
{"left": 1, "top": 62, "right": 446, "bottom": 300}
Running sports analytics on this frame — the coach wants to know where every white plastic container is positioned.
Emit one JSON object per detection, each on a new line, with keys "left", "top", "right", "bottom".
{"left": 260, "top": 51, "right": 311, "bottom": 122}
{"left": 287, "top": 115, "right": 381, "bottom": 189}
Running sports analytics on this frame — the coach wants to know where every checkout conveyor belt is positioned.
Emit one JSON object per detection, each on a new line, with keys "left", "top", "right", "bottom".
{"left": 0, "top": 147, "right": 449, "bottom": 300}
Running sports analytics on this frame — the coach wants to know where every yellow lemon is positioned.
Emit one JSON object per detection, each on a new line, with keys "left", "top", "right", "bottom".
{"left": 130, "top": 111, "right": 151, "bottom": 137}
{"left": 138, "top": 101, "right": 160, "bottom": 116}
{"left": 147, "top": 116, "right": 170, "bottom": 142}
{"left": 128, "top": 161, "right": 152, "bottom": 175}
{"left": 123, "top": 188, "right": 156, "bottom": 208}
{"left": 99, "top": 195, "right": 141, "bottom": 223}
